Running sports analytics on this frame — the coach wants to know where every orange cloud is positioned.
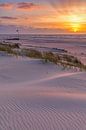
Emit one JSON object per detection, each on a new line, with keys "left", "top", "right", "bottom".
{"left": 0, "top": 2, "right": 44, "bottom": 11}
{"left": 0, "top": 15, "right": 31, "bottom": 26}
{"left": 16, "top": 2, "right": 43, "bottom": 11}
{"left": 0, "top": 3, "right": 13, "bottom": 10}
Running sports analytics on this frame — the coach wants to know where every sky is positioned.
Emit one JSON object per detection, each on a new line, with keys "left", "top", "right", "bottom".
{"left": 0, "top": 0, "right": 86, "bottom": 34}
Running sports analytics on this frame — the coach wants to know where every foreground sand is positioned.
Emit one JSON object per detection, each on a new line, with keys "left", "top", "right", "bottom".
{"left": 0, "top": 55, "right": 86, "bottom": 130}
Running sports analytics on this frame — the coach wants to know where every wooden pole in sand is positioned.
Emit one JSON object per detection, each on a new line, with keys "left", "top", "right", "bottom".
{"left": 16, "top": 29, "right": 19, "bottom": 40}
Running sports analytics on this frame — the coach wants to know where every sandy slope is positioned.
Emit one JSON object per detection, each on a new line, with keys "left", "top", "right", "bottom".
{"left": 0, "top": 55, "right": 86, "bottom": 130}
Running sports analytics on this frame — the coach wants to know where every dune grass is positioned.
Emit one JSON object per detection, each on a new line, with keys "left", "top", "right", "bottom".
{"left": 0, "top": 43, "right": 20, "bottom": 55}
{"left": 0, "top": 42, "right": 86, "bottom": 70}
{"left": 19, "top": 49, "right": 86, "bottom": 70}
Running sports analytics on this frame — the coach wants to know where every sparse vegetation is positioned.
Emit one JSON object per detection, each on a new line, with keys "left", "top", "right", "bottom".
{"left": 42, "top": 52, "right": 86, "bottom": 71}
{"left": 0, "top": 44, "right": 13, "bottom": 54}
{"left": 20, "top": 49, "right": 42, "bottom": 58}
{"left": 0, "top": 43, "right": 19, "bottom": 49}
{"left": 0, "top": 43, "right": 20, "bottom": 56}
{"left": 43, "top": 52, "right": 58, "bottom": 64}
{"left": 0, "top": 42, "right": 86, "bottom": 71}
{"left": 26, "top": 49, "right": 42, "bottom": 59}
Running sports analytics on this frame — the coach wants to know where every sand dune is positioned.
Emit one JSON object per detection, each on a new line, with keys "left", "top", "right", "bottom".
{"left": 0, "top": 56, "right": 86, "bottom": 130}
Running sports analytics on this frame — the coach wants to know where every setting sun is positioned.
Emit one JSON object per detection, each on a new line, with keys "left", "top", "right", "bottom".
{"left": 71, "top": 23, "right": 80, "bottom": 32}
{"left": 67, "top": 15, "right": 83, "bottom": 32}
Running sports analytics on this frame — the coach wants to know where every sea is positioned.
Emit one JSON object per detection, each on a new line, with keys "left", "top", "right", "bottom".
{"left": 0, "top": 34, "right": 86, "bottom": 48}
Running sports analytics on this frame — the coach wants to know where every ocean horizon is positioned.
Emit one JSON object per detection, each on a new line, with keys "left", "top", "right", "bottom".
{"left": 0, "top": 34, "right": 86, "bottom": 45}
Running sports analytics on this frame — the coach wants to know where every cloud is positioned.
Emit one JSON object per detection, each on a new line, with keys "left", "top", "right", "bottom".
{"left": 49, "top": 0, "right": 86, "bottom": 5}
{"left": 49, "top": 0, "right": 86, "bottom": 11}
{"left": 0, "top": 24, "right": 68, "bottom": 34}
{"left": 48, "top": 0, "right": 86, "bottom": 20}
{"left": 16, "top": 2, "right": 44, "bottom": 11}
{"left": 0, "top": 2, "right": 44, "bottom": 11}
{"left": 0, "top": 16, "right": 18, "bottom": 20}
{"left": 0, "top": 3, "right": 13, "bottom": 10}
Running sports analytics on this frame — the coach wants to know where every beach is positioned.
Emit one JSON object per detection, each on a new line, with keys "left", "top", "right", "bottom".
{"left": 0, "top": 34, "right": 86, "bottom": 64}
{"left": 0, "top": 0, "right": 86, "bottom": 128}
{"left": 0, "top": 51, "right": 86, "bottom": 129}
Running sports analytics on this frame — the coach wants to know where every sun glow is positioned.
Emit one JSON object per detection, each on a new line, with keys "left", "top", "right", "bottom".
{"left": 71, "top": 23, "right": 80, "bottom": 32}
{"left": 68, "top": 15, "right": 82, "bottom": 32}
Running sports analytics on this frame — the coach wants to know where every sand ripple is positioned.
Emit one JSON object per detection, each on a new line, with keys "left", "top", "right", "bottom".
{"left": 0, "top": 97, "right": 86, "bottom": 130}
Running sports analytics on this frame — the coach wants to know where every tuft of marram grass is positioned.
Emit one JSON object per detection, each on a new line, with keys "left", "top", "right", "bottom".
{"left": 0, "top": 43, "right": 86, "bottom": 71}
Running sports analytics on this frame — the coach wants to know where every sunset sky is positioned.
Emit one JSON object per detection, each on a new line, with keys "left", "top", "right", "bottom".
{"left": 0, "top": 0, "right": 86, "bottom": 34}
